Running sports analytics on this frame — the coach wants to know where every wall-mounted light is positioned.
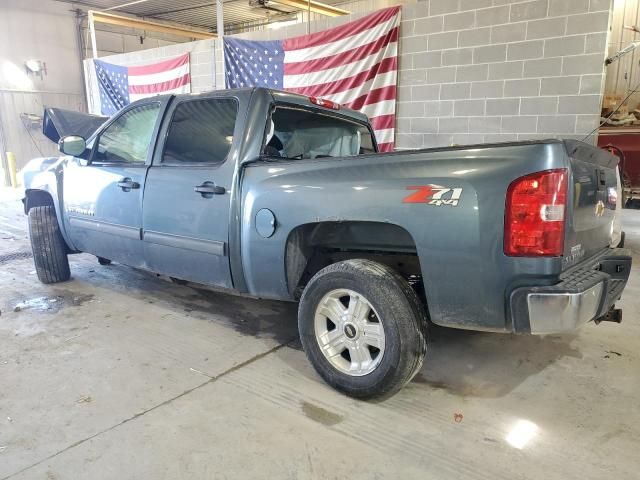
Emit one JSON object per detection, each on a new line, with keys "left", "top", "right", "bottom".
{"left": 24, "top": 59, "right": 47, "bottom": 79}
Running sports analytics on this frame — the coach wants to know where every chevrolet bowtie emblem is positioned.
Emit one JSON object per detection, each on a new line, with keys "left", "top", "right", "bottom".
{"left": 595, "top": 200, "right": 605, "bottom": 217}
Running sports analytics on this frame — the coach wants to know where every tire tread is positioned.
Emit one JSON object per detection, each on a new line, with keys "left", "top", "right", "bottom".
{"left": 28, "top": 206, "right": 71, "bottom": 284}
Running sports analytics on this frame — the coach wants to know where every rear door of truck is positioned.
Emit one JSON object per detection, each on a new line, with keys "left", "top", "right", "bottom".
{"left": 563, "top": 140, "right": 619, "bottom": 267}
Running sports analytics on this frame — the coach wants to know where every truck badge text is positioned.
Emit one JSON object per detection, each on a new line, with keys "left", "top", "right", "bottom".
{"left": 403, "top": 186, "right": 463, "bottom": 206}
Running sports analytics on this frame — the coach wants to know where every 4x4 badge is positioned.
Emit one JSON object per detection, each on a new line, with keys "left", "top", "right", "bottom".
{"left": 403, "top": 186, "right": 463, "bottom": 206}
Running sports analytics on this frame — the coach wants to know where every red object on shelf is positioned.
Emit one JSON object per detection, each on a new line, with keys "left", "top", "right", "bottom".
{"left": 598, "top": 128, "right": 640, "bottom": 201}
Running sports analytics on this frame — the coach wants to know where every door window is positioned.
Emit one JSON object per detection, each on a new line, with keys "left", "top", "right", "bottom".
{"left": 162, "top": 98, "right": 238, "bottom": 165}
{"left": 94, "top": 103, "right": 161, "bottom": 164}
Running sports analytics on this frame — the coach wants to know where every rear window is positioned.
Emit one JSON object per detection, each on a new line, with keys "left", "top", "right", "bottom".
{"left": 263, "top": 107, "right": 376, "bottom": 160}
{"left": 162, "top": 98, "right": 238, "bottom": 165}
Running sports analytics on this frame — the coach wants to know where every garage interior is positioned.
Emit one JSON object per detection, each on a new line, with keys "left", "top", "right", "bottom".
{"left": 1, "top": 0, "right": 639, "bottom": 479}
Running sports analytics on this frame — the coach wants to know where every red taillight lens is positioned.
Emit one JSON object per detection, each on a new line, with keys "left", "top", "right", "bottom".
{"left": 504, "top": 169, "right": 567, "bottom": 257}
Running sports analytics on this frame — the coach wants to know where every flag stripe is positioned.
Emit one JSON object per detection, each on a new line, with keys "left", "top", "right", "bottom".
{"left": 359, "top": 99, "right": 396, "bottom": 119}
{"left": 128, "top": 73, "right": 190, "bottom": 95}
{"left": 129, "top": 84, "right": 191, "bottom": 102}
{"left": 282, "top": 7, "right": 399, "bottom": 51}
{"left": 127, "top": 63, "right": 190, "bottom": 86}
{"left": 368, "top": 114, "right": 395, "bottom": 131}
{"left": 375, "top": 128, "right": 394, "bottom": 144}
{"left": 283, "top": 16, "right": 398, "bottom": 65}
{"left": 283, "top": 43, "right": 396, "bottom": 89}
{"left": 377, "top": 142, "right": 393, "bottom": 152}
{"left": 284, "top": 27, "right": 398, "bottom": 76}
{"left": 321, "top": 70, "right": 396, "bottom": 105}
{"left": 285, "top": 56, "right": 397, "bottom": 97}
{"left": 344, "top": 85, "right": 397, "bottom": 111}
{"left": 128, "top": 53, "right": 189, "bottom": 76}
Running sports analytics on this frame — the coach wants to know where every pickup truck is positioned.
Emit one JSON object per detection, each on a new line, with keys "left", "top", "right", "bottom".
{"left": 22, "top": 87, "right": 632, "bottom": 399}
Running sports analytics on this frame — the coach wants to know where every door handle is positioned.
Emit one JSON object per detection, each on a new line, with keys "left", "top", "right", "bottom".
{"left": 194, "top": 181, "right": 226, "bottom": 197}
{"left": 117, "top": 178, "right": 140, "bottom": 191}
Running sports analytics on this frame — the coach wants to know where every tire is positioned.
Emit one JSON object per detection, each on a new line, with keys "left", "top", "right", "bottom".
{"left": 298, "top": 259, "right": 427, "bottom": 399}
{"left": 28, "top": 206, "right": 71, "bottom": 284}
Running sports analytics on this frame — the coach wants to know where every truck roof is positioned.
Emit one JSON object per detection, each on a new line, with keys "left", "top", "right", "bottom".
{"left": 170, "top": 87, "right": 370, "bottom": 124}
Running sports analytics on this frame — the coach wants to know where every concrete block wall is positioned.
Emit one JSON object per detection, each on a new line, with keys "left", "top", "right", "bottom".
{"left": 397, "top": 0, "right": 612, "bottom": 148}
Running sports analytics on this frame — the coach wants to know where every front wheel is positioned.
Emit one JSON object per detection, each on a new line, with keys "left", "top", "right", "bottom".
{"left": 28, "top": 206, "right": 71, "bottom": 284}
{"left": 298, "top": 259, "right": 427, "bottom": 399}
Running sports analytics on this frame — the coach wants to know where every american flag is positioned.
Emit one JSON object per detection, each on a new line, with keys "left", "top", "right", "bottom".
{"left": 94, "top": 53, "right": 191, "bottom": 116}
{"left": 224, "top": 7, "right": 400, "bottom": 151}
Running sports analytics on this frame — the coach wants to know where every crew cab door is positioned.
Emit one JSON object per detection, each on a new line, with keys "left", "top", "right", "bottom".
{"left": 142, "top": 96, "right": 240, "bottom": 288}
{"left": 63, "top": 99, "right": 167, "bottom": 267}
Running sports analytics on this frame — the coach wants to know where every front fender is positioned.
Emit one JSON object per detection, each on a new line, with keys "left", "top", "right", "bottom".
{"left": 22, "top": 156, "right": 78, "bottom": 252}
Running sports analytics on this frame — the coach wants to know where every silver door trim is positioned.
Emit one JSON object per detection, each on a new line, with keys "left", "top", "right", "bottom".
{"left": 143, "top": 230, "right": 226, "bottom": 256}
{"left": 69, "top": 216, "right": 141, "bottom": 240}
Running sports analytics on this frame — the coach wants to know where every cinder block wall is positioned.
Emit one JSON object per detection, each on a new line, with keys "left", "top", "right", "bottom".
{"left": 396, "top": 0, "right": 612, "bottom": 148}
{"left": 85, "top": 0, "right": 612, "bottom": 148}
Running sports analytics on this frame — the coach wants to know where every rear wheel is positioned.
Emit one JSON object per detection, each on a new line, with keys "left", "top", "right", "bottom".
{"left": 298, "top": 259, "right": 427, "bottom": 399}
{"left": 28, "top": 206, "right": 70, "bottom": 284}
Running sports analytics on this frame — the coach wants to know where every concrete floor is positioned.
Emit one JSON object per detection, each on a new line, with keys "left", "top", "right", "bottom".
{"left": 0, "top": 188, "right": 639, "bottom": 480}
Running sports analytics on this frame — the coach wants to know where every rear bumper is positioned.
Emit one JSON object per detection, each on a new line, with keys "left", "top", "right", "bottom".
{"left": 510, "top": 248, "right": 632, "bottom": 334}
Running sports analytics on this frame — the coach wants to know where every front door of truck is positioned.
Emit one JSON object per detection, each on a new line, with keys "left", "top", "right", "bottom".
{"left": 63, "top": 100, "right": 167, "bottom": 267}
{"left": 142, "top": 96, "right": 239, "bottom": 288}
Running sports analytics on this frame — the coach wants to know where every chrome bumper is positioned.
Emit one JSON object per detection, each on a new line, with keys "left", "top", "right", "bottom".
{"left": 510, "top": 248, "right": 632, "bottom": 334}
{"left": 527, "top": 283, "right": 604, "bottom": 334}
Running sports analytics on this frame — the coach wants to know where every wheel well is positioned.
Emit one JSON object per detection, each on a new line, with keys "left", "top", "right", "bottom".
{"left": 24, "top": 189, "right": 54, "bottom": 214}
{"left": 285, "top": 221, "right": 424, "bottom": 301}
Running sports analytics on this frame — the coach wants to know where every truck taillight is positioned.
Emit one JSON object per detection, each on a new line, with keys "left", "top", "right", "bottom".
{"left": 504, "top": 169, "right": 567, "bottom": 257}
{"left": 309, "top": 97, "right": 340, "bottom": 110}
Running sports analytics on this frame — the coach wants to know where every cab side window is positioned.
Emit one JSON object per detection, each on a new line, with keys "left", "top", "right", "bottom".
{"left": 94, "top": 103, "right": 160, "bottom": 164}
{"left": 162, "top": 98, "right": 238, "bottom": 165}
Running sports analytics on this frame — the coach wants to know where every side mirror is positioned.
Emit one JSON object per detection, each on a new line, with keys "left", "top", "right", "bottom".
{"left": 58, "top": 135, "right": 86, "bottom": 157}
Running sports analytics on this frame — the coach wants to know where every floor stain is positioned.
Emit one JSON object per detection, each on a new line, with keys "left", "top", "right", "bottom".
{"left": 411, "top": 326, "right": 582, "bottom": 398}
{"left": 13, "top": 296, "right": 63, "bottom": 313}
{"left": 301, "top": 401, "right": 343, "bottom": 426}
{"left": 10, "top": 292, "right": 94, "bottom": 314}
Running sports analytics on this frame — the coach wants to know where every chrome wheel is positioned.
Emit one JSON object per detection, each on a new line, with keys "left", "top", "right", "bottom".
{"left": 313, "top": 288, "right": 385, "bottom": 376}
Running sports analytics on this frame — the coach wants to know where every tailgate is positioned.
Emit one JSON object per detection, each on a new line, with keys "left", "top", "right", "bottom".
{"left": 564, "top": 140, "right": 618, "bottom": 265}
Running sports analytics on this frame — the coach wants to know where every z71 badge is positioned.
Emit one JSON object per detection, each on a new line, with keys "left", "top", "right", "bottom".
{"left": 403, "top": 186, "right": 463, "bottom": 206}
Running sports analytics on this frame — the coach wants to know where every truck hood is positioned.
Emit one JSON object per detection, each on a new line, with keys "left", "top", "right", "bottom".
{"left": 42, "top": 107, "right": 106, "bottom": 143}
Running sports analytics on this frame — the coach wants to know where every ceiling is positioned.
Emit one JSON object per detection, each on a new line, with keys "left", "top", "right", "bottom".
{"left": 61, "top": 0, "right": 342, "bottom": 33}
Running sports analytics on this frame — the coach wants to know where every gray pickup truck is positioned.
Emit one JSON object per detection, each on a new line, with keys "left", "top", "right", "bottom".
{"left": 22, "top": 87, "right": 631, "bottom": 398}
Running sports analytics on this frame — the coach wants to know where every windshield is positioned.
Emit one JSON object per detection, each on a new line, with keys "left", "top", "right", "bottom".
{"left": 264, "top": 107, "right": 376, "bottom": 160}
